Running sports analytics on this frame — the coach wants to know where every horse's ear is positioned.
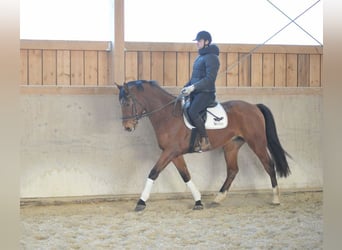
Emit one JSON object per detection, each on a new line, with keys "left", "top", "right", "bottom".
{"left": 114, "top": 82, "right": 122, "bottom": 90}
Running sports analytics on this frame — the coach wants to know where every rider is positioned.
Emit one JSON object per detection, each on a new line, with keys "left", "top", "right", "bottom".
{"left": 181, "top": 30, "right": 220, "bottom": 152}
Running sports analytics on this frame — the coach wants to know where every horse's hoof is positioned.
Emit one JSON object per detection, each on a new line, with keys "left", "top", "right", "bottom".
{"left": 135, "top": 204, "right": 146, "bottom": 211}
{"left": 193, "top": 200, "right": 204, "bottom": 210}
{"left": 214, "top": 191, "right": 228, "bottom": 203}
{"left": 272, "top": 197, "right": 280, "bottom": 205}
{"left": 135, "top": 199, "right": 146, "bottom": 212}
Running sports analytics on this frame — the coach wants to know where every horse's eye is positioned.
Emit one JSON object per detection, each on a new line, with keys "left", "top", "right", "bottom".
{"left": 120, "top": 97, "right": 130, "bottom": 107}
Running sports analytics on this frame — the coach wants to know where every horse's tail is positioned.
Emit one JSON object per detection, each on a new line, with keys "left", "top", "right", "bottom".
{"left": 256, "top": 104, "right": 291, "bottom": 178}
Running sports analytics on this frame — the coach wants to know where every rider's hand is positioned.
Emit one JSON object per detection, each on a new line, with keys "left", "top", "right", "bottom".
{"left": 181, "top": 85, "right": 195, "bottom": 96}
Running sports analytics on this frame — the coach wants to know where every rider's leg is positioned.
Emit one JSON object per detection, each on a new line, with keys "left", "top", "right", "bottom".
{"left": 192, "top": 116, "right": 211, "bottom": 151}
{"left": 188, "top": 93, "right": 213, "bottom": 152}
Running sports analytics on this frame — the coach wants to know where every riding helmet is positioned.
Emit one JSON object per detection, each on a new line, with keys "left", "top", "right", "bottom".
{"left": 193, "top": 31, "right": 212, "bottom": 44}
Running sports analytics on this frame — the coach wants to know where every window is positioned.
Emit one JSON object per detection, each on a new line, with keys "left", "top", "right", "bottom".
{"left": 21, "top": 0, "right": 322, "bottom": 45}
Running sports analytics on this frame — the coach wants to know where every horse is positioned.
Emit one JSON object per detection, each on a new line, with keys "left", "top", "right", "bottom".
{"left": 115, "top": 80, "right": 291, "bottom": 211}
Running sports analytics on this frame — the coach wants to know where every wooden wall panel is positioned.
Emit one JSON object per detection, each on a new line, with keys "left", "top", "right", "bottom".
{"left": 125, "top": 51, "right": 138, "bottom": 82}
{"left": 57, "top": 51, "right": 71, "bottom": 85}
{"left": 309, "top": 54, "right": 321, "bottom": 87}
{"left": 71, "top": 51, "right": 84, "bottom": 85}
{"left": 216, "top": 53, "right": 227, "bottom": 87}
{"left": 164, "top": 52, "right": 177, "bottom": 86}
{"left": 227, "top": 53, "right": 239, "bottom": 87}
{"left": 298, "top": 54, "right": 310, "bottom": 87}
{"left": 43, "top": 50, "right": 57, "bottom": 85}
{"left": 98, "top": 51, "right": 109, "bottom": 85}
{"left": 275, "top": 53, "right": 286, "bottom": 87}
{"left": 84, "top": 51, "right": 98, "bottom": 85}
{"left": 151, "top": 52, "right": 164, "bottom": 84}
{"left": 263, "top": 53, "right": 275, "bottom": 87}
{"left": 188, "top": 52, "right": 198, "bottom": 80}
{"left": 138, "top": 51, "right": 151, "bottom": 80}
{"left": 251, "top": 53, "right": 263, "bottom": 87}
{"left": 286, "top": 54, "right": 297, "bottom": 87}
{"left": 20, "top": 50, "right": 28, "bottom": 85}
{"left": 239, "top": 53, "right": 251, "bottom": 86}
{"left": 20, "top": 40, "right": 322, "bottom": 90}
{"left": 28, "top": 50, "right": 42, "bottom": 85}
{"left": 176, "top": 52, "right": 190, "bottom": 87}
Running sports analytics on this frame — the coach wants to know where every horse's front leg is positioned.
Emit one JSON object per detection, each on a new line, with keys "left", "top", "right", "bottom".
{"left": 172, "top": 155, "right": 203, "bottom": 210}
{"left": 135, "top": 150, "right": 174, "bottom": 212}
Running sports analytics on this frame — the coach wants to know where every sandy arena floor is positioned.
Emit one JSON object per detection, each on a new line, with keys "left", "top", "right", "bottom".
{"left": 20, "top": 190, "right": 322, "bottom": 249}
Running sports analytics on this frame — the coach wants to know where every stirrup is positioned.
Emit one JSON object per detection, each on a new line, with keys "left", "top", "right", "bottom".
{"left": 194, "top": 137, "right": 211, "bottom": 152}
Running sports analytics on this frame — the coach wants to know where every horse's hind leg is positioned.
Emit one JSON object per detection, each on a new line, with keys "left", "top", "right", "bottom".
{"left": 214, "top": 138, "right": 244, "bottom": 204}
{"left": 247, "top": 141, "right": 280, "bottom": 205}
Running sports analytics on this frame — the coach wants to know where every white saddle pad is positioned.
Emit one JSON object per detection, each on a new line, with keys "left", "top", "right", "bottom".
{"left": 183, "top": 103, "right": 228, "bottom": 130}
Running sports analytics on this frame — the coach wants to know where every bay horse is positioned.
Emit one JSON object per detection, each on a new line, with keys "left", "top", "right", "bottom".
{"left": 116, "top": 80, "right": 291, "bottom": 211}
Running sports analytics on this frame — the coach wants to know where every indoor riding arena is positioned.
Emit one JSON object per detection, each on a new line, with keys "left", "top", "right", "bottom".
{"left": 20, "top": 0, "right": 323, "bottom": 249}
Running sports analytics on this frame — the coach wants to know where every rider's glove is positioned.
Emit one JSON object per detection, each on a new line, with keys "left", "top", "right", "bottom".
{"left": 181, "top": 85, "right": 195, "bottom": 96}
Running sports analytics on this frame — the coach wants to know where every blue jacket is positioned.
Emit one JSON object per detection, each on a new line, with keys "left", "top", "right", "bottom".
{"left": 185, "top": 44, "right": 220, "bottom": 93}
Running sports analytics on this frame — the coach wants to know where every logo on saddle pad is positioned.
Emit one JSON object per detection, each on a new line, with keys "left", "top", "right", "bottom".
{"left": 183, "top": 101, "right": 228, "bottom": 130}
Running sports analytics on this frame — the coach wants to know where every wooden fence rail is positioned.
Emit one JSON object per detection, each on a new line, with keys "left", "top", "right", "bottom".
{"left": 20, "top": 40, "right": 323, "bottom": 88}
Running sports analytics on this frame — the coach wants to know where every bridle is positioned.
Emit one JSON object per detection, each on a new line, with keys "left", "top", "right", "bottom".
{"left": 120, "top": 91, "right": 180, "bottom": 122}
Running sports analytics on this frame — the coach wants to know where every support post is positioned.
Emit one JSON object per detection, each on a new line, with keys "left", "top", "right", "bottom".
{"left": 110, "top": 0, "right": 125, "bottom": 85}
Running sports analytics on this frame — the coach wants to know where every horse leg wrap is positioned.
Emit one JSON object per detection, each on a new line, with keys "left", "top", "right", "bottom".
{"left": 186, "top": 180, "right": 201, "bottom": 202}
{"left": 272, "top": 186, "right": 280, "bottom": 204}
{"left": 140, "top": 178, "right": 154, "bottom": 202}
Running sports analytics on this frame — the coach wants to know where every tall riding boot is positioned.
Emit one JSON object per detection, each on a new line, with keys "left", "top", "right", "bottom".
{"left": 192, "top": 117, "right": 211, "bottom": 152}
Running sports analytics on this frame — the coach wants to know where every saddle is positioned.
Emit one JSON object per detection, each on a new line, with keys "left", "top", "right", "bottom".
{"left": 182, "top": 99, "right": 228, "bottom": 130}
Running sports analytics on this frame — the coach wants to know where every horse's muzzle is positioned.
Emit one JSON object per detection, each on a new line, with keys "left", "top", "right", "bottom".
{"left": 124, "top": 126, "right": 135, "bottom": 132}
{"left": 123, "top": 120, "right": 137, "bottom": 132}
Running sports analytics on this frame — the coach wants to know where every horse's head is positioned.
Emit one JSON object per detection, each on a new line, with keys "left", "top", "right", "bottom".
{"left": 115, "top": 80, "right": 147, "bottom": 132}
